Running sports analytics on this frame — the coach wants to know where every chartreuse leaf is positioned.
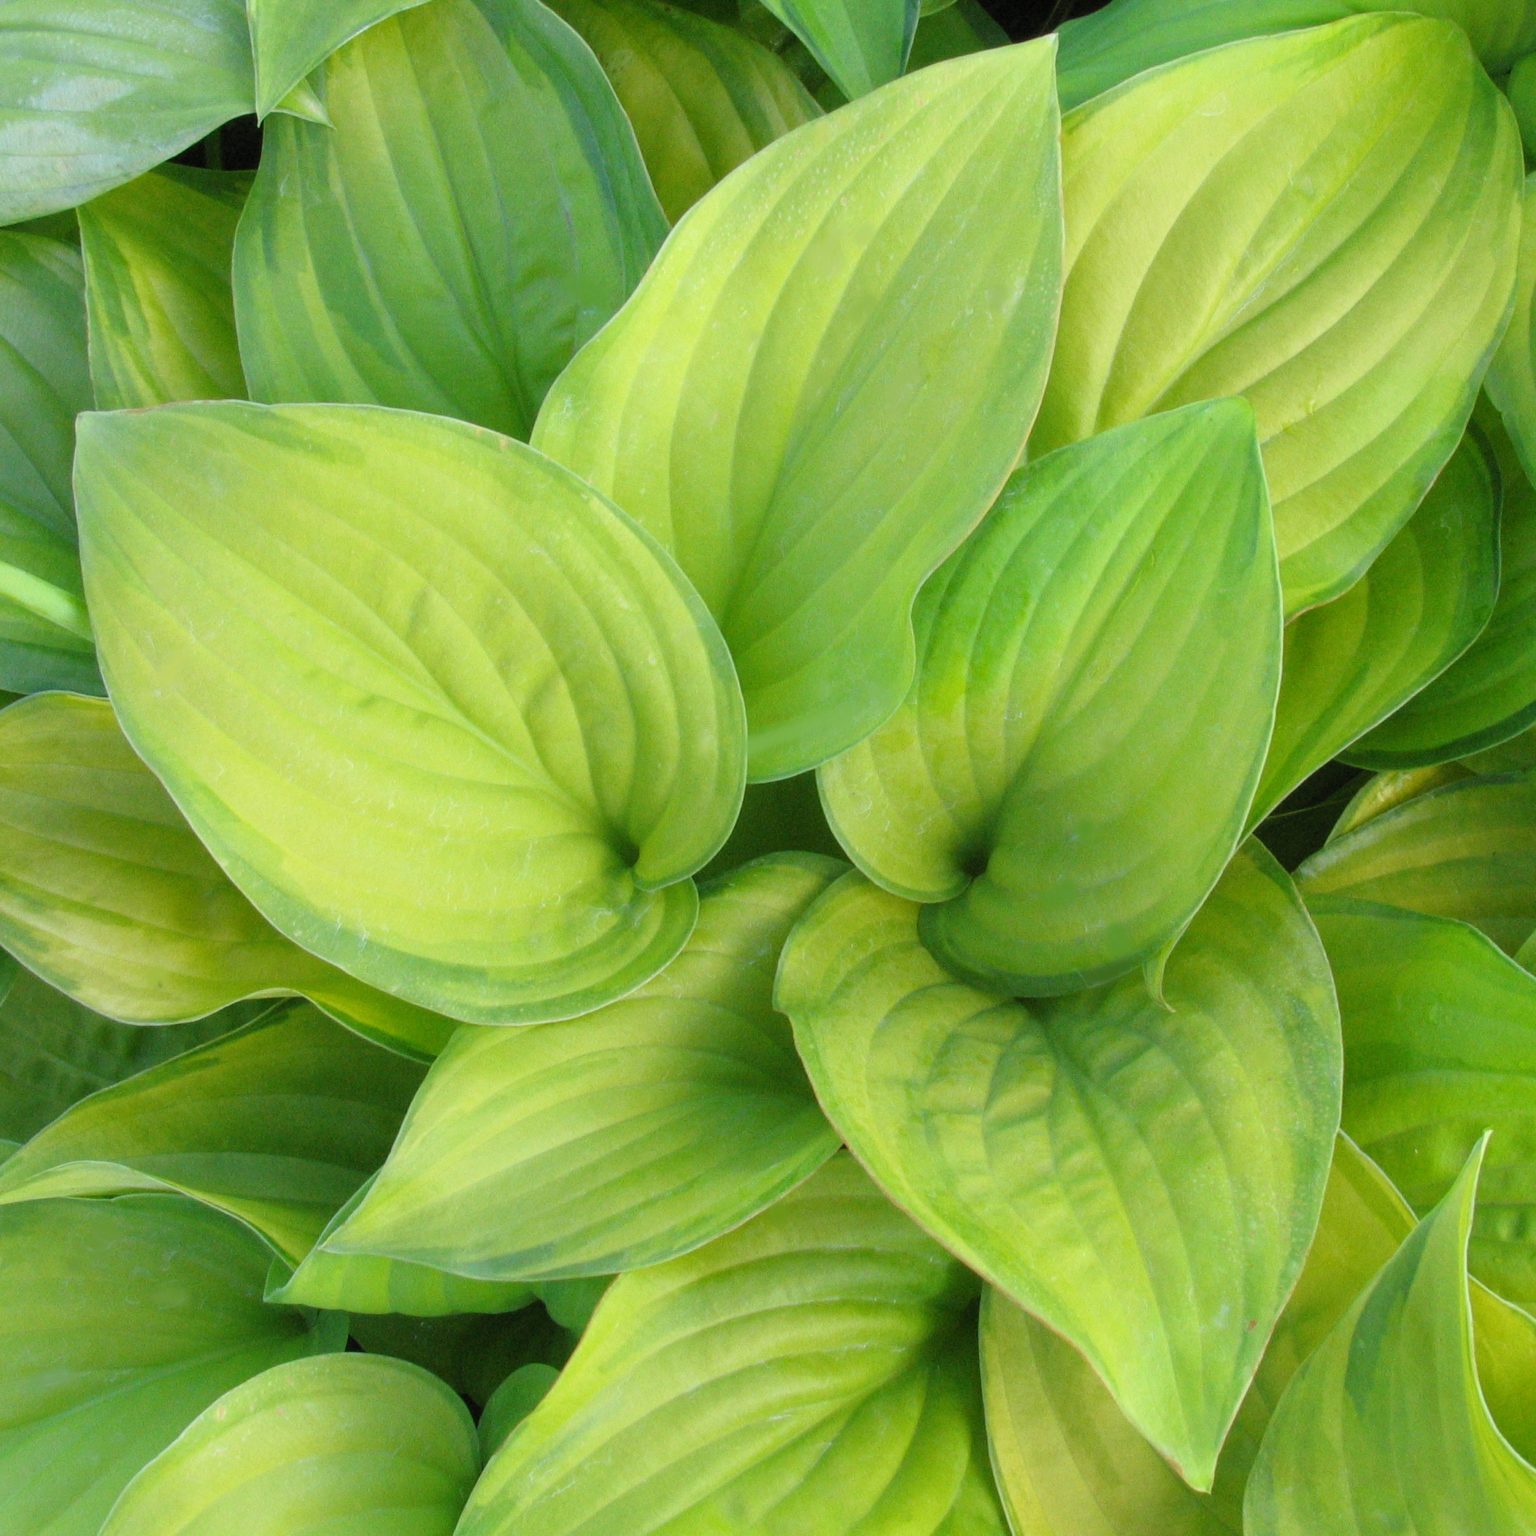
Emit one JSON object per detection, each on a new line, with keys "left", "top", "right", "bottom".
{"left": 77, "top": 166, "right": 248, "bottom": 410}
{"left": 0, "top": 692, "right": 454, "bottom": 1056}
{"left": 1329, "top": 765, "right": 1472, "bottom": 843}
{"left": 549, "top": 0, "right": 819, "bottom": 221}
{"left": 1036, "top": 14, "right": 1523, "bottom": 615}
{"left": 0, "top": 1003, "right": 422, "bottom": 1263}
{"left": 1245, "top": 1142, "right": 1536, "bottom": 1534}
{"left": 74, "top": 402, "right": 746, "bottom": 1025}
{"left": 0, "top": 231, "right": 99, "bottom": 695}
{"left": 820, "top": 403, "right": 1278, "bottom": 994}
{"left": 0, "top": 1194, "right": 341, "bottom": 1536}
{"left": 534, "top": 41, "right": 1063, "bottom": 780}
{"left": 779, "top": 842, "right": 1340, "bottom": 1490}
{"left": 1489, "top": 176, "right": 1536, "bottom": 480}
{"left": 457, "top": 1155, "right": 1006, "bottom": 1536}
{"left": 906, "top": 0, "right": 1006, "bottom": 68}
{"left": 0, "top": 968, "right": 241, "bottom": 1142}
{"left": 756, "top": 0, "right": 917, "bottom": 97}
{"left": 1312, "top": 897, "right": 1536, "bottom": 1306}
{"left": 1299, "top": 769, "right": 1536, "bottom": 953}
{"left": 321, "top": 854, "right": 842, "bottom": 1281}
{"left": 1253, "top": 431, "right": 1500, "bottom": 821}
{"left": 235, "top": 0, "right": 664, "bottom": 440}
{"left": 99, "top": 1354, "right": 478, "bottom": 1536}
{"left": 0, "top": 1, "right": 253, "bottom": 226}
{"left": 245, "top": 0, "right": 432, "bottom": 118}
{"left": 479, "top": 1365, "right": 559, "bottom": 1458}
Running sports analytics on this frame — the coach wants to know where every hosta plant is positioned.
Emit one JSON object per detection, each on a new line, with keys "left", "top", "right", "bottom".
{"left": 2, "top": 0, "right": 1536, "bottom": 1532}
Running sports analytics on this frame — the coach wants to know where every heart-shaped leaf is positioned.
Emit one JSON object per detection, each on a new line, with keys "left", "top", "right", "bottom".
{"left": 820, "top": 400, "right": 1279, "bottom": 995}
{"left": 0, "top": 0, "right": 253, "bottom": 225}
{"left": 99, "top": 1353, "right": 479, "bottom": 1536}
{"left": 458, "top": 1154, "right": 1007, "bottom": 1536}
{"left": 1254, "top": 428, "right": 1500, "bottom": 821}
{"left": 1244, "top": 1141, "right": 1536, "bottom": 1534}
{"left": 74, "top": 401, "right": 747, "bottom": 1025}
{"left": 1036, "top": 14, "right": 1523, "bottom": 615}
{"left": 0, "top": 691, "right": 454, "bottom": 1056}
{"left": 549, "top": 0, "right": 820, "bottom": 222}
{"left": 235, "top": 0, "right": 665, "bottom": 440}
{"left": 0, "top": 1002, "right": 422, "bottom": 1263}
{"left": 323, "top": 853, "right": 842, "bottom": 1280}
{"left": 757, "top": 0, "right": 917, "bottom": 97}
{"left": 78, "top": 166, "right": 248, "bottom": 410}
{"left": 779, "top": 842, "right": 1341, "bottom": 1489}
{"left": 533, "top": 40, "right": 1063, "bottom": 779}
{"left": 0, "top": 1193, "right": 341, "bottom": 1536}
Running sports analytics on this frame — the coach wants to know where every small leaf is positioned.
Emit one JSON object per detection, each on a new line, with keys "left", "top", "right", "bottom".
{"left": 0, "top": 1003, "right": 423, "bottom": 1263}
{"left": 100, "top": 1353, "right": 480, "bottom": 1536}
{"left": 323, "top": 853, "right": 843, "bottom": 1280}
{"left": 0, "top": 0, "right": 254, "bottom": 224}
{"left": 74, "top": 402, "right": 747, "bottom": 1025}
{"left": 78, "top": 165, "right": 249, "bottom": 410}
{"left": 1037, "top": 14, "right": 1523, "bottom": 614}
{"left": 534, "top": 40, "right": 1063, "bottom": 779}
{"left": 0, "top": 1194, "right": 340, "bottom": 1536}
{"left": 820, "top": 401, "right": 1280, "bottom": 995}
{"left": 757, "top": 0, "right": 917, "bottom": 97}
{"left": 235, "top": 0, "right": 665, "bottom": 439}
{"left": 479, "top": 1364, "right": 559, "bottom": 1459}
{"left": 1244, "top": 1141, "right": 1536, "bottom": 1534}
{"left": 778, "top": 842, "right": 1341, "bottom": 1490}
{"left": 1329, "top": 762, "right": 1472, "bottom": 839}
{"left": 457, "top": 1155, "right": 1008, "bottom": 1536}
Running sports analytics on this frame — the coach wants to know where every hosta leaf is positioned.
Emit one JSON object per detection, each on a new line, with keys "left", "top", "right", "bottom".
{"left": 1466, "top": 725, "right": 1536, "bottom": 771}
{"left": 778, "top": 842, "right": 1340, "bottom": 1490}
{"left": 0, "top": 0, "right": 253, "bottom": 226}
{"left": 0, "top": 1003, "right": 422, "bottom": 1263}
{"left": 100, "top": 1354, "right": 479, "bottom": 1536}
{"left": 1299, "top": 769, "right": 1536, "bottom": 952}
{"left": 1245, "top": 1142, "right": 1536, "bottom": 1534}
{"left": 74, "top": 402, "right": 746, "bottom": 1025}
{"left": 0, "top": 968, "right": 241, "bottom": 1142}
{"left": 1313, "top": 896, "right": 1536, "bottom": 1305}
{"left": 0, "top": 231, "right": 98, "bottom": 694}
{"left": 479, "top": 1364, "right": 559, "bottom": 1458}
{"left": 905, "top": 0, "right": 1006, "bottom": 68}
{"left": 245, "top": 0, "right": 432, "bottom": 118}
{"left": 1329, "top": 764, "right": 1471, "bottom": 842}
{"left": 756, "top": 0, "right": 917, "bottom": 97}
{"left": 534, "top": 41, "right": 1063, "bottom": 780}
{"left": 78, "top": 166, "right": 248, "bottom": 410}
{"left": 1254, "top": 430, "right": 1500, "bottom": 821}
{"left": 323, "top": 854, "right": 842, "bottom": 1280}
{"left": 820, "top": 402, "right": 1279, "bottom": 994}
{"left": 549, "top": 0, "right": 819, "bottom": 222}
{"left": 1036, "top": 14, "right": 1523, "bottom": 615}
{"left": 1489, "top": 176, "right": 1536, "bottom": 480}
{"left": 700, "top": 771, "right": 841, "bottom": 879}
{"left": 0, "top": 1194, "right": 340, "bottom": 1536}
{"left": 235, "top": 0, "right": 665, "bottom": 440}
{"left": 0, "top": 691, "right": 453, "bottom": 1056}
{"left": 458, "top": 1155, "right": 1007, "bottom": 1536}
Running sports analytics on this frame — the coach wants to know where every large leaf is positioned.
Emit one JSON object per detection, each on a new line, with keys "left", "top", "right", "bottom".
{"left": 1245, "top": 1143, "right": 1536, "bottom": 1533}
{"left": 320, "top": 853, "right": 841, "bottom": 1281}
{"left": 0, "top": 0, "right": 253, "bottom": 225}
{"left": 0, "top": 1194, "right": 341, "bottom": 1536}
{"left": 99, "top": 1353, "right": 478, "bottom": 1536}
{"left": 1036, "top": 14, "right": 1523, "bottom": 615}
{"left": 778, "top": 841, "right": 1340, "bottom": 1490}
{"left": 820, "top": 402, "right": 1279, "bottom": 994}
{"left": 0, "top": 231, "right": 98, "bottom": 694}
{"left": 235, "top": 0, "right": 665, "bottom": 440}
{"left": 0, "top": 1003, "right": 423, "bottom": 1263}
{"left": 1488, "top": 175, "right": 1536, "bottom": 480}
{"left": 1298, "top": 768, "right": 1536, "bottom": 953}
{"left": 78, "top": 165, "right": 248, "bottom": 410}
{"left": 549, "top": 0, "right": 819, "bottom": 222}
{"left": 74, "top": 402, "right": 746, "bottom": 1025}
{"left": 0, "top": 691, "right": 454, "bottom": 1056}
{"left": 533, "top": 41, "right": 1063, "bottom": 780}
{"left": 756, "top": 0, "right": 917, "bottom": 97}
{"left": 1312, "top": 896, "right": 1536, "bottom": 1306}
{"left": 457, "top": 1155, "right": 1007, "bottom": 1536}
{"left": 1253, "top": 430, "right": 1500, "bottom": 821}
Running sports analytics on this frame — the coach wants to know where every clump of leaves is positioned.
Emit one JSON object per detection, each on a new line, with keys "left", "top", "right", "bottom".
{"left": 1, "top": 0, "right": 1536, "bottom": 1532}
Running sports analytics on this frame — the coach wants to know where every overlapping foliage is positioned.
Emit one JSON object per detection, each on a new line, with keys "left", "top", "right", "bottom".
{"left": 2, "top": 0, "right": 1535, "bottom": 1531}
